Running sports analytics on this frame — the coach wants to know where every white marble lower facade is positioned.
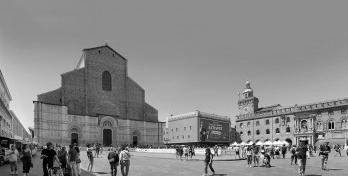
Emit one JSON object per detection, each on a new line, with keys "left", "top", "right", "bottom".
{"left": 34, "top": 102, "right": 164, "bottom": 147}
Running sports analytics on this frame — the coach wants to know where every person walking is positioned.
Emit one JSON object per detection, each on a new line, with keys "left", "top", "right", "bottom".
{"left": 290, "top": 145, "right": 297, "bottom": 165}
{"left": 120, "top": 147, "right": 131, "bottom": 176}
{"left": 107, "top": 147, "right": 119, "bottom": 176}
{"left": 87, "top": 145, "right": 94, "bottom": 173}
{"left": 183, "top": 146, "right": 189, "bottom": 160}
{"left": 319, "top": 142, "right": 331, "bottom": 170}
{"left": 41, "top": 142, "right": 59, "bottom": 176}
{"left": 68, "top": 145, "right": 78, "bottom": 176}
{"left": 296, "top": 140, "right": 308, "bottom": 176}
{"left": 22, "top": 144, "right": 33, "bottom": 176}
{"left": 203, "top": 147, "right": 215, "bottom": 176}
{"left": 9, "top": 145, "right": 19, "bottom": 176}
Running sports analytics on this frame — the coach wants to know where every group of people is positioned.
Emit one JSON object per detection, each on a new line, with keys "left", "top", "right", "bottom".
{"left": 175, "top": 146, "right": 195, "bottom": 160}
{"left": 106, "top": 146, "right": 131, "bottom": 176}
{"left": 8, "top": 144, "right": 33, "bottom": 176}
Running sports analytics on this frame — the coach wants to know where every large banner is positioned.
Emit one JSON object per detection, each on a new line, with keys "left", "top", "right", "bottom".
{"left": 199, "top": 118, "right": 230, "bottom": 142}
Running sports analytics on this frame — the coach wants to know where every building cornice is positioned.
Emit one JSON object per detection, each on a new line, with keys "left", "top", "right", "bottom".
{"left": 236, "top": 98, "right": 348, "bottom": 122}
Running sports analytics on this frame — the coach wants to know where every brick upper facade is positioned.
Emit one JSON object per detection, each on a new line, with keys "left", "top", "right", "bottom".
{"left": 38, "top": 45, "right": 158, "bottom": 122}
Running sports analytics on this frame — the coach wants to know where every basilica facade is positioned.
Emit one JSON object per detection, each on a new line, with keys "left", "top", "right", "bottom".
{"left": 236, "top": 81, "right": 348, "bottom": 146}
{"left": 34, "top": 45, "right": 164, "bottom": 147}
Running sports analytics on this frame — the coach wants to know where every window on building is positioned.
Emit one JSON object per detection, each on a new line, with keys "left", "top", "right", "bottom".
{"left": 171, "top": 129, "right": 173, "bottom": 132}
{"left": 256, "top": 130, "right": 260, "bottom": 135}
{"left": 247, "top": 131, "right": 251, "bottom": 136}
{"left": 176, "top": 128, "right": 178, "bottom": 132}
{"left": 184, "top": 127, "right": 186, "bottom": 131}
{"left": 341, "top": 109, "right": 347, "bottom": 114}
{"left": 328, "top": 110, "right": 334, "bottom": 116}
{"left": 266, "top": 129, "right": 270, "bottom": 134}
{"left": 182, "top": 135, "right": 184, "bottom": 139}
{"left": 256, "top": 121, "right": 260, "bottom": 126}
{"left": 190, "top": 126, "right": 192, "bottom": 130}
{"left": 341, "top": 120, "right": 347, "bottom": 129}
{"left": 247, "top": 122, "right": 251, "bottom": 127}
{"left": 275, "top": 128, "right": 280, "bottom": 133}
{"left": 328, "top": 121, "right": 335, "bottom": 130}
{"left": 102, "top": 71, "right": 112, "bottom": 91}
{"left": 286, "top": 117, "right": 290, "bottom": 122}
{"left": 265, "top": 119, "right": 270, "bottom": 125}
{"left": 275, "top": 118, "right": 279, "bottom": 124}
{"left": 177, "top": 136, "right": 179, "bottom": 139}
{"left": 317, "top": 122, "right": 323, "bottom": 130}
{"left": 286, "top": 127, "right": 291, "bottom": 133}
{"left": 240, "top": 123, "right": 243, "bottom": 128}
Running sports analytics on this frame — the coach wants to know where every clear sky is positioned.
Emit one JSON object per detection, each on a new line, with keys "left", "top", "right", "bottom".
{"left": 1, "top": 0, "right": 348, "bottom": 130}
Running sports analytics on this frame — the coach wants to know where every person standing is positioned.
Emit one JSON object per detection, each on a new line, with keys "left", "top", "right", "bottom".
{"left": 68, "top": 145, "right": 78, "bottom": 176}
{"left": 107, "top": 147, "right": 119, "bottom": 176}
{"left": 290, "top": 145, "right": 297, "bottom": 165}
{"left": 203, "top": 147, "right": 215, "bottom": 176}
{"left": 296, "top": 141, "right": 308, "bottom": 176}
{"left": 58, "top": 146, "right": 68, "bottom": 173}
{"left": 183, "top": 146, "right": 189, "bottom": 160}
{"left": 9, "top": 145, "right": 19, "bottom": 175}
{"left": 253, "top": 145, "right": 260, "bottom": 167}
{"left": 87, "top": 145, "right": 94, "bottom": 173}
{"left": 41, "top": 142, "right": 59, "bottom": 176}
{"left": 74, "top": 143, "right": 81, "bottom": 176}
{"left": 246, "top": 146, "right": 253, "bottom": 167}
{"left": 22, "top": 144, "right": 33, "bottom": 176}
{"left": 281, "top": 144, "right": 287, "bottom": 159}
{"left": 319, "top": 142, "right": 331, "bottom": 170}
{"left": 120, "top": 147, "right": 131, "bottom": 176}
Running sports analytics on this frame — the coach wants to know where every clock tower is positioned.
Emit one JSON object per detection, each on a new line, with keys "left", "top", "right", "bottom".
{"left": 238, "top": 81, "right": 259, "bottom": 115}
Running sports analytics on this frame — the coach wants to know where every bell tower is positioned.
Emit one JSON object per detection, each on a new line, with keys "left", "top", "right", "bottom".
{"left": 238, "top": 81, "right": 259, "bottom": 115}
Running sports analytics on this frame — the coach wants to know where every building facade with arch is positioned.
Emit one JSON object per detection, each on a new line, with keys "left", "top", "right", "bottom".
{"left": 236, "top": 81, "right": 348, "bottom": 146}
{"left": 34, "top": 45, "right": 164, "bottom": 147}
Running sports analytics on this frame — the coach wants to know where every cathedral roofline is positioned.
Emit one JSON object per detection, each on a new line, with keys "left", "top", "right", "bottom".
{"left": 83, "top": 45, "right": 128, "bottom": 62}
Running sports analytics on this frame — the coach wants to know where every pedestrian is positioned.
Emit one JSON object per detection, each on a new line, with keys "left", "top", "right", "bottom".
{"left": 253, "top": 145, "right": 260, "bottom": 167}
{"left": 120, "top": 147, "right": 131, "bottom": 176}
{"left": 74, "top": 143, "right": 81, "bottom": 176}
{"left": 235, "top": 146, "right": 240, "bottom": 159}
{"left": 96, "top": 144, "right": 100, "bottom": 158}
{"left": 274, "top": 146, "right": 280, "bottom": 159}
{"left": 9, "top": 145, "right": 19, "bottom": 176}
{"left": 319, "top": 142, "right": 331, "bottom": 170}
{"left": 335, "top": 144, "right": 341, "bottom": 157}
{"left": 296, "top": 140, "right": 308, "bottom": 176}
{"left": 58, "top": 146, "right": 68, "bottom": 173}
{"left": 203, "top": 147, "right": 215, "bottom": 176}
{"left": 183, "top": 146, "right": 189, "bottom": 160}
{"left": 87, "top": 145, "right": 94, "bottom": 173}
{"left": 22, "top": 144, "right": 33, "bottom": 176}
{"left": 290, "top": 145, "right": 297, "bottom": 165}
{"left": 68, "top": 145, "right": 78, "bottom": 176}
{"left": 281, "top": 144, "right": 287, "bottom": 159}
{"left": 107, "top": 147, "right": 119, "bottom": 176}
{"left": 270, "top": 147, "right": 275, "bottom": 159}
{"left": 41, "top": 142, "right": 59, "bottom": 176}
{"left": 246, "top": 146, "right": 253, "bottom": 167}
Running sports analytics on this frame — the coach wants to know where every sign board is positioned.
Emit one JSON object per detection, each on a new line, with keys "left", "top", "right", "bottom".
{"left": 199, "top": 118, "right": 230, "bottom": 142}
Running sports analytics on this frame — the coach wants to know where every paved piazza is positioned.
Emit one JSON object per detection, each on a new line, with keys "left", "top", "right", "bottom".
{"left": 80, "top": 151, "right": 348, "bottom": 176}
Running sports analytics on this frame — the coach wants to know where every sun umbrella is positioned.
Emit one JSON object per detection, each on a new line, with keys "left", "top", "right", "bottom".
{"left": 247, "top": 141, "right": 254, "bottom": 145}
{"left": 256, "top": 141, "right": 264, "bottom": 145}
{"left": 264, "top": 141, "right": 272, "bottom": 146}
{"left": 240, "top": 142, "right": 246, "bottom": 146}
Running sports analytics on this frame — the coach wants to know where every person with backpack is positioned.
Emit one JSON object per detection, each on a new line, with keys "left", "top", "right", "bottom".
{"left": 296, "top": 140, "right": 308, "bottom": 176}
{"left": 203, "top": 147, "right": 215, "bottom": 176}
{"left": 281, "top": 144, "right": 287, "bottom": 159}
{"left": 120, "top": 147, "right": 131, "bottom": 176}
{"left": 107, "top": 147, "right": 120, "bottom": 176}
{"left": 290, "top": 145, "right": 297, "bottom": 165}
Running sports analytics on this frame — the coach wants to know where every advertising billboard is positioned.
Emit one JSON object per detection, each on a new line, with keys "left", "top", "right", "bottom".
{"left": 199, "top": 118, "right": 230, "bottom": 142}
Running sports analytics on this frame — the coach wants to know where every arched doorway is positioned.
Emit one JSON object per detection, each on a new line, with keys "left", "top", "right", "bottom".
{"left": 103, "top": 129, "right": 112, "bottom": 146}
{"left": 285, "top": 138, "right": 292, "bottom": 146}
{"left": 133, "top": 136, "right": 138, "bottom": 146}
{"left": 71, "top": 133, "right": 78, "bottom": 145}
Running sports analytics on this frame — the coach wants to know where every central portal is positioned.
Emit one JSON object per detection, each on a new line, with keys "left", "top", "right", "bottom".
{"left": 71, "top": 133, "right": 78, "bottom": 145}
{"left": 103, "top": 129, "right": 112, "bottom": 146}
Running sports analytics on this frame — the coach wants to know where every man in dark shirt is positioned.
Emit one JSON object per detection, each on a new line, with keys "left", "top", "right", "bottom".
{"left": 319, "top": 142, "right": 331, "bottom": 170}
{"left": 41, "top": 142, "right": 58, "bottom": 176}
{"left": 68, "top": 145, "right": 78, "bottom": 176}
{"left": 296, "top": 141, "right": 308, "bottom": 176}
{"left": 281, "top": 144, "right": 287, "bottom": 159}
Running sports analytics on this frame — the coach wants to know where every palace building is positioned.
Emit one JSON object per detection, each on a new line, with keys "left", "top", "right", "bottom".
{"left": 236, "top": 81, "right": 348, "bottom": 146}
{"left": 34, "top": 45, "right": 164, "bottom": 147}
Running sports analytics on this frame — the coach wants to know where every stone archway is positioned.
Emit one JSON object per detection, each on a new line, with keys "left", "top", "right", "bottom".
{"left": 103, "top": 129, "right": 112, "bottom": 146}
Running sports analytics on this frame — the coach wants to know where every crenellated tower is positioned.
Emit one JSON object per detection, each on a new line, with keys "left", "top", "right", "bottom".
{"left": 238, "top": 81, "right": 259, "bottom": 115}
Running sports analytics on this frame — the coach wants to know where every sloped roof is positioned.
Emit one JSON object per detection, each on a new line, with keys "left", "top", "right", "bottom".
{"left": 82, "top": 45, "right": 127, "bottom": 61}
